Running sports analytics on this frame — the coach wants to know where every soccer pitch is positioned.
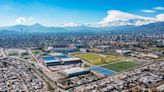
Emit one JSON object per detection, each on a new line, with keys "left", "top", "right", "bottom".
{"left": 72, "top": 53, "right": 120, "bottom": 65}
{"left": 102, "top": 61, "right": 140, "bottom": 72}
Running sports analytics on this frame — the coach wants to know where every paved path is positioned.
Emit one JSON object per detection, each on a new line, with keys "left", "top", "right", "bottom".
{"left": 0, "top": 48, "right": 7, "bottom": 57}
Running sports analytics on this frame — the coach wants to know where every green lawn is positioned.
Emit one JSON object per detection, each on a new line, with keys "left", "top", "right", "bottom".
{"left": 102, "top": 61, "right": 140, "bottom": 72}
{"left": 32, "top": 50, "right": 40, "bottom": 55}
{"left": 72, "top": 53, "right": 120, "bottom": 65}
{"left": 103, "top": 51, "right": 117, "bottom": 55}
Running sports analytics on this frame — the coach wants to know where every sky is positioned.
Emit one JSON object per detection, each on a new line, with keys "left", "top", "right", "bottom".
{"left": 0, "top": 0, "right": 164, "bottom": 26}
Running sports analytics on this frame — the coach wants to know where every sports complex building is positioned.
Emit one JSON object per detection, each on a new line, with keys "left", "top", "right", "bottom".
{"left": 60, "top": 67, "right": 90, "bottom": 77}
{"left": 52, "top": 44, "right": 77, "bottom": 53}
{"left": 39, "top": 55, "right": 82, "bottom": 67}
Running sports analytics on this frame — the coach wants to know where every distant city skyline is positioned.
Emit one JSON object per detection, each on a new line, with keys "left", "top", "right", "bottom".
{"left": 0, "top": 0, "right": 164, "bottom": 26}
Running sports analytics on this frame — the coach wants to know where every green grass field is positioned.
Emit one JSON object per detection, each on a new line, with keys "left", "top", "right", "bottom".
{"left": 102, "top": 61, "right": 140, "bottom": 72}
{"left": 103, "top": 50, "right": 117, "bottom": 55}
{"left": 32, "top": 50, "right": 40, "bottom": 55}
{"left": 72, "top": 53, "right": 120, "bottom": 65}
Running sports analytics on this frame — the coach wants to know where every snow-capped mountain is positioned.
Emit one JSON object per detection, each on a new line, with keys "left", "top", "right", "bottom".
{"left": 98, "top": 10, "right": 162, "bottom": 27}
{"left": 0, "top": 22, "right": 164, "bottom": 33}
{"left": 101, "top": 18, "right": 157, "bottom": 27}
{"left": 58, "top": 22, "right": 83, "bottom": 27}
{"left": 55, "top": 10, "right": 164, "bottom": 27}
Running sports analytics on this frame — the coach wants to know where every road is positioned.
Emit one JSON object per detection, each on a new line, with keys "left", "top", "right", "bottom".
{"left": 0, "top": 48, "right": 7, "bottom": 57}
{"left": 27, "top": 48, "right": 58, "bottom": 90}
{"left": 1, "top": 48, "right": 58, "bottom": 91}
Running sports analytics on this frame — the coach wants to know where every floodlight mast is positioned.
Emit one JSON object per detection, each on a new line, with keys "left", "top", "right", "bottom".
{"left": 21, "top": 24, "right": 23, "bottom": 33}
{"left": 20, "top": 19, "right": 24, "bottom": 33}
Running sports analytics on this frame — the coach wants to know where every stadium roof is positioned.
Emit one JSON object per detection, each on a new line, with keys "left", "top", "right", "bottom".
{"left": 49, "top": 52, "right": 64, "bottom": 56}
{"left": 60, "top": 57, "right": 81, "bottom": 62}
{"left": 42, "top": 57, "right": 60, "bottom": 63}
{"left": 44, "top": 59, "right": 61, "bottom": 63}
{"left": 61, "top": 67, "right": 88, "bottom": 75}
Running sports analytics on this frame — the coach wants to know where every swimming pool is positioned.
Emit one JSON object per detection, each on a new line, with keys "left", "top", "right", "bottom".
{"left": 89, "top": 66, "right": 115, "bottom": 76}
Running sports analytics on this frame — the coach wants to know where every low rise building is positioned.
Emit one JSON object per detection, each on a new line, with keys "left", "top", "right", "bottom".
{"left": 61, "top": 67, "right": 89, "bottom": 77}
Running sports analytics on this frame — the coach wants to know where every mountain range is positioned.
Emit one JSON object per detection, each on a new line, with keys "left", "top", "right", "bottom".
{"left": 0, "top": 21, "right": 164, "bottom": 33}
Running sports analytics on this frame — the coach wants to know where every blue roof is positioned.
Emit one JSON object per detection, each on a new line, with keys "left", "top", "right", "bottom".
{"left": 43, "top": 57, "right": 56, "bottom": 61}
{"left": 53, "top": 48, "right": 76, "bottom": 52}
{"left": 89, "top": 66, "right": 115, "bottom": 76}
{"left": 55, "top": 55, "right": 71, "bottom": 59}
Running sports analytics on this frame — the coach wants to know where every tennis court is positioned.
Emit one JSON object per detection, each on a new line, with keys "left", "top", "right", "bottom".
{"left": 89, "top": 66, "right": 115, "bottom": 76}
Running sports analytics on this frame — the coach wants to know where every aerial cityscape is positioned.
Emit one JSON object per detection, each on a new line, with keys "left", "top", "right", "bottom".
{"left": 0, "top": 0, "right": 164, "bottom": 92}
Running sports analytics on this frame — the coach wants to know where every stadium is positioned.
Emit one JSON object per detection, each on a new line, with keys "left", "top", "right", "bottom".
{"left": 60, "top": 67, "right": 90, "bottom": 77}
{"left": 40, "top": 55, "right": 82, "bottom": 67}
{"left": 52, "top": 44, "right": 77, "bottom": 53}
{"left": 38, "top": 54, "right": 83, "bottom": 71}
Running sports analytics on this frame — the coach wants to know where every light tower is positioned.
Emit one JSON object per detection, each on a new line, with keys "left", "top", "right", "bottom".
{"left": 19, "top": 18, "right": 24, "bottom": 33}
{"left": 21, "top": 23, "right": 23, "bottom": 33}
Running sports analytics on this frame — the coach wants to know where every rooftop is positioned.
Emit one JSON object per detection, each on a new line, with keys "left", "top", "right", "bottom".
{"left": 62, "top": 67, "right": 88, "bottom": 75}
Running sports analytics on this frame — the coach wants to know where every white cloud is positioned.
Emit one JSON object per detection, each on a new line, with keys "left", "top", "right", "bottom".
{"left": 98, "top": 10, "right": 155, "bottom": 26}
{"left": 16, "top": 17, "right": 35, "bottom": 24}
{"left": 154, "top": 6, "right": 164, "bottom": 10}
{"left": 28, "top": 17, "right": 34, "bottom": 21}
{"left": 16, "top": 17, "right": 26, "bottom": 24}
{"left": 59, "top": 22, "right": 82, "bottom": 27}
{"left": 156, "top": 13, "right": 164, "bottom": 21}
{"left": 98, "top": 10, "right": 164, "bottom": 27}
{"left": 141, "top": 10, "right": 155, "bottom": 13}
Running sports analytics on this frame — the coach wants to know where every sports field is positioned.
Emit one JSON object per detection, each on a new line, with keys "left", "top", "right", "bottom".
{"left": 72, "top": 53, "right": 120, "bottom": 65}
{"left": 102, "top": 61, "right": 140, "bottom": 72}
{"left": 103, "top": 51, "right": 116, "bottom": 55}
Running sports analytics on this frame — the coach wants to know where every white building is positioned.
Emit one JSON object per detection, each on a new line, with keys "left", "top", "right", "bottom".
{"left": 61, "top": 67, "right": 89, "bottom": 77}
